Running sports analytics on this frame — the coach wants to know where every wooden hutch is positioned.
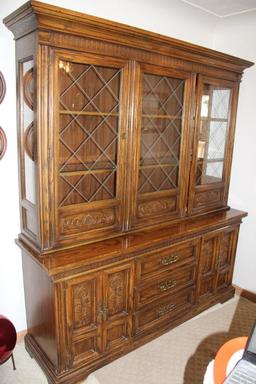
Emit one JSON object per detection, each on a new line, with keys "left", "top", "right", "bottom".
{"left": 4, "top": 1, "right": 253, "bottom": 383}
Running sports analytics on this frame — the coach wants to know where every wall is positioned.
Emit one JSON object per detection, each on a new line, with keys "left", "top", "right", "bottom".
{"left": 213, "top": 12, "right": 256, "bottom": 293}
{"left": 0, "top": 0, "right": 253, "bottom": 333}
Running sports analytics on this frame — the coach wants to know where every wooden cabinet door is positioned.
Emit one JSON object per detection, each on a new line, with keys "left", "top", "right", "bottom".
{"left": 198, "top": 232, "right": 219, "bottom": 301}
{"left": 215, "top": 226, "right": 239, "bottom": 292}
{"left": 102, "top": 263, "right": 134, "bottom": 353}
{"left": 51, "top": 49, "right": 130, "bottom": 247}
{"left": 198, "top": 226, "right": 239, "bottom": 301}
{"left": 64, "top": 273, "right": 102, "bottom": 367}
{"left": 128, "top": 63, "right": 195, "bottom": 229}
{"left": 188, "top": 76, "right": 239, "bottom": 214}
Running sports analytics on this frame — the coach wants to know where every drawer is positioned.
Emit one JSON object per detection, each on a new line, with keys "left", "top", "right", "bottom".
{"left": 135, "top": 263, "right": 196, "bottom": 309}
{"left": 136, "top": 238, "right": 199, "bottom": 281}
{"left": 134, "top": 287, "right": 195, "bottom": 336}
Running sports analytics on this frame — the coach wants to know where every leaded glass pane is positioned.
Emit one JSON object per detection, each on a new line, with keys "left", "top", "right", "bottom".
{"left": 196, "top": 84, "right": 231, "bottom": 185}
{"left": 138, "top": 73, "right": 185, "bottom": 194}
{"left": 58, "top": 60, "right": 121, "bottom": 206}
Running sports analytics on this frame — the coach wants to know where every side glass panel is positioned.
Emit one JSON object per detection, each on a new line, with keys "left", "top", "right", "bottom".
{"left": 58, "top": 61, "right": 120, "bottom": 207}
{"left": 23, "top": 60, "right": 36, "bottom": 204}
{"left": 20, "top": 58, "right": 38, "bottom": 238}
{"left": 138, "top": 73, "right": 185, "bottom": 194}
{"left": 196, "top": 84, "right": 231, "bottom": 186}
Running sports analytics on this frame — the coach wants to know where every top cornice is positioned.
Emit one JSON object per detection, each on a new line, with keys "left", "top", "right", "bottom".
{"left": 3, "top": 0, "right": 254, "bottom": 73}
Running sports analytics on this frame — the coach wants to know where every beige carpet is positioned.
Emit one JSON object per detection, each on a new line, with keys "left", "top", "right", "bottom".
{"left": 0, "top": 296, "right": 255, "bottom": 384}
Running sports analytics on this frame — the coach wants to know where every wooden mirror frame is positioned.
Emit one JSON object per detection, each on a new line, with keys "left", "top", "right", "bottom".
{"left": 24, "top": 122, "right": 35, "bottom": 160}
{"left": 0, "top": 72, "right": 6, "bottom": 104}
{"left": 0, "top": 127, "right": 7, "bottom": 160}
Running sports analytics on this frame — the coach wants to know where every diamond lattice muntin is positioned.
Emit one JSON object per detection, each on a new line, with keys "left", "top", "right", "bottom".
{"left": 196, "top": 86, "right": 231, "bottom": 185}
{"left": 58, "top": 61, "right": 121, "bottom": 207}
{"left": 138, "top": 73, "right": 185, "bottom": 194}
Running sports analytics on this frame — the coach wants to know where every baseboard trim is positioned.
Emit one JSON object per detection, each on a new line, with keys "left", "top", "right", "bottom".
{"left": 234, "top": 285, "right": 256, "bottom": 303}
{"left": 17, "top": 329, "right": 27, "bottom": 342}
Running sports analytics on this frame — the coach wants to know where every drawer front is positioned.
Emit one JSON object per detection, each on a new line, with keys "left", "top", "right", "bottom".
{"left": 134, "top": 287, "right": 195, "bottom": 336}
{"left": 136, "top": 238, "right": 199, "bottom": 281}
{"left": 135, "top": 263, "right": 196, "bottom": 309}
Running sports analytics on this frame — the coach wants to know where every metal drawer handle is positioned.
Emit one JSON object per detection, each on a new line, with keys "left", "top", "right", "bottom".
{"left": 156, "top": 303, "right": 175, "bottom": 317}
{"left": 160, "top": 254, "right": 179, "bottom": 266}
{"left": 159, "top": 279, "right": 177, "bottom": 292}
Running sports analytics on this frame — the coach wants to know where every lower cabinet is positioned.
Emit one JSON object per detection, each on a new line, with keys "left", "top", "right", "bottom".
{"left": 64, "top": 263, "right": 134, "bottom": 368}
{"left": 62, "top": 225, "right": 239, "bottom": 369}
{"left": 198, "top": 225, "right": 239, "bottom": 301}
{"left": 22, "top": 222, "right": 241, "bottom": 383}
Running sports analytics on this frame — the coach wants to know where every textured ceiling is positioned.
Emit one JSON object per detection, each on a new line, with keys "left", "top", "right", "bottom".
{"left": 180, "top": 0, "right": 256, "bottom": 17}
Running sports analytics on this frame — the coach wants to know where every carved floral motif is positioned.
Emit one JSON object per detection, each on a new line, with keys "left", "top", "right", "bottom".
{"left": 194, "top": 190, "right": 220, "bottom": 206}
{"left": 73, "top": 283, "right": 92, "bottom": 328}
{"left": 62, "top": 209, "right": 115, "bottom": 231}
{"left": 218, "top": 233, "right": 230, "bottom": 266}
{"left": 108, "top": 272, "right": 124, "bottom": 316}
{"left": 201, "top": 239, "right": 214, "bottom": 274}
{"left": 138, "top": 198, "right": 175, "bottom": 217}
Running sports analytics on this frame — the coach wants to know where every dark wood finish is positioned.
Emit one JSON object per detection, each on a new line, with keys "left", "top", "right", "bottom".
{"left": 0, "top": 126, "right": 7, "bottom": 160}
{"left": 4, "top": 2, "right": 253, "bottom": 383}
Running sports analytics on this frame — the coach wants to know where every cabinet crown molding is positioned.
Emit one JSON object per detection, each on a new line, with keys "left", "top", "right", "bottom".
{"left": 4, "top": 0, "right": 253, "bottom": 73}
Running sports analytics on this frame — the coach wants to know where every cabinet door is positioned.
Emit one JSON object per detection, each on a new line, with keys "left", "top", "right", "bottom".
{"left": 102, "top": 263, "right": 134, "bottom": 353}
{"left": 188, "top": 76, "right": 238, "bottom": 214}
{"left": 129, "top": 64, "right": 194, "bottom": 228}
{"left": 64, "top": 273, "right": 102, "bottom": 367}
{"left": 52, "top": 50, "right": 129, "bottom": 246}
{"left": 215, "top": 226, "right": 239, "bottom": 292}
{"left": 198, "top": 232, "right": 219, "bottom": 301}
{"left": 198, "top": 226, "right": 239, "bottom": 301}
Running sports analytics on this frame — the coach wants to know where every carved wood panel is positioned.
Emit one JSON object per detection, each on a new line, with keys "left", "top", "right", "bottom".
{"left": 60, "top": 208, "right": 115, "bottom": 235}
{"left": 137, "top": 197, "right": 176, "bottom": 218}
{"left": 65, "top": 273, "right": 102, "bottom": 366}
{"left": 198, "top": 233, "right": 218, "bottom": 300}
{"left": 102, "top": 263, "right": 134, "bottom": 352}
{"left": 215, "top": 227, "right": 239, "bottom": 291}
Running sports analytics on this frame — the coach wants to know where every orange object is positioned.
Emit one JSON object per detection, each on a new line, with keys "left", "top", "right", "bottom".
{"left": 213, "top": 337, "right": 247, "bottom": 384}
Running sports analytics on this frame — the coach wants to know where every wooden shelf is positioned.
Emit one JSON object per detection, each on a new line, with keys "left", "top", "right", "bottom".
{"left": 59, "top": 110, "right": 119, "bottom": 117}
{"left": 140, "top": 162, "right": 178, "bottom": 169}
{"left": 142, "top": 114, "right": 182, "bottom": 120}
{"left": 60, "top": 168, "right": 115, "bottom": 177}
{"left": 200, "top": 116, "right": 228, "bottom": 123}
{"left": 197, "top": 158, "right": 224, "bottom": 163}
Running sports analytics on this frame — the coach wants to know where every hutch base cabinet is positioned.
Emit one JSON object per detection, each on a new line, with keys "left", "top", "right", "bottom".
{"left": 4, "top": 1, "right": 252, "bottom": 383}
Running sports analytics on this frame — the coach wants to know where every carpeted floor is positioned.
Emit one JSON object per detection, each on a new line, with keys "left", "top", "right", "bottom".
{"left": 1, "top": 295, "right": 255, "bottom": 384}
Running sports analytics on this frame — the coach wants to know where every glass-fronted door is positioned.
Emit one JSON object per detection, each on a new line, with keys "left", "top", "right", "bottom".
{"left": 54, "top": 51, "right": 129, "bottom": 243}
{"left": 188, "top": 76, "right": 236, "bottom": 214}
{"left": 132, "top": 64, "right": 193, "bottom": 226}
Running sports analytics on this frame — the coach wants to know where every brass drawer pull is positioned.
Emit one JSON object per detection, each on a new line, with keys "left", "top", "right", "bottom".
{"left": 156, "top": 303, "right": 175, "bottom": 317}
{"left": 160, "top": 254, "right": 179, "bottom": 266}
{"left": 159, "top": 279, "right": 177, "bottom": 292}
